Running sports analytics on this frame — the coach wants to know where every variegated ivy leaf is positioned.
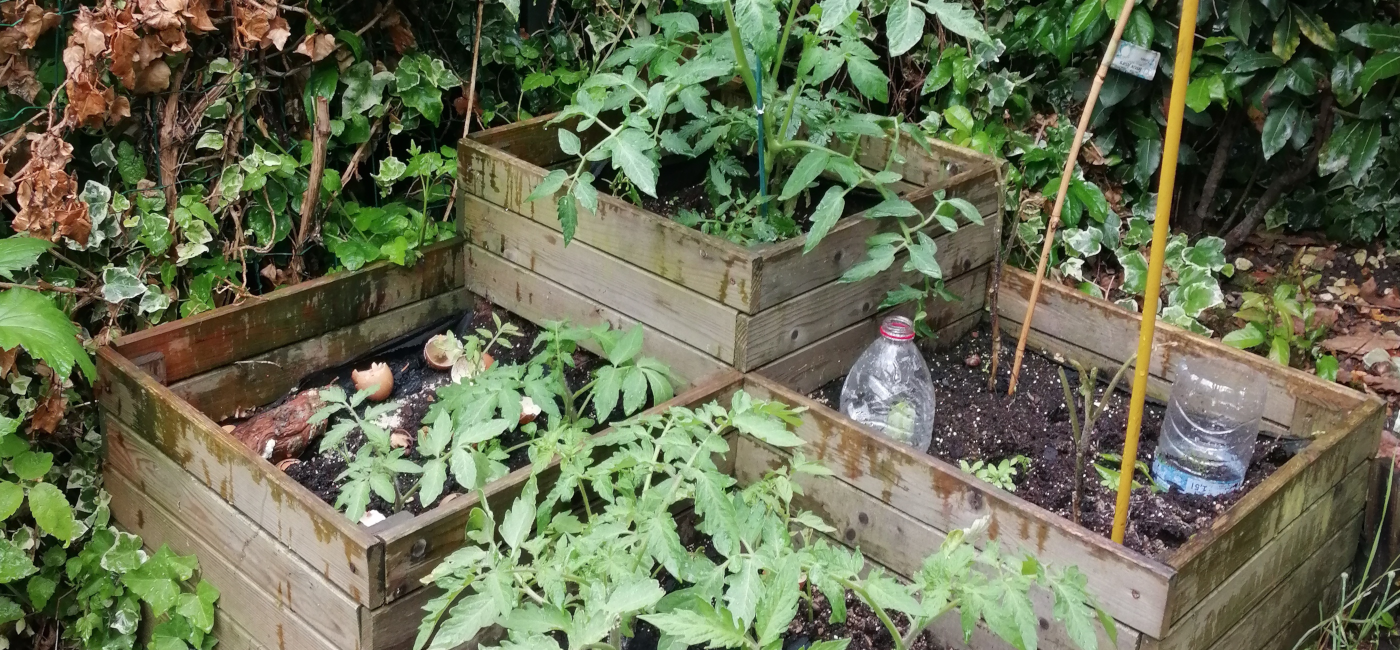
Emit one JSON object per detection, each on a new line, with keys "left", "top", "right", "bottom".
{"left": 196, "top": 131, "right": 225, "bottom": 150}
{"left": 374, "top": 155, "right": 408, "bottom": 186}
{"left": 138, "top": 287, "right": 171, "bottom": 315}
{"left": 101, "top": 267, "right": 147, "bottom": 303}
{"left": 1062, "top": 227, "right": 1104, "bottom": 257}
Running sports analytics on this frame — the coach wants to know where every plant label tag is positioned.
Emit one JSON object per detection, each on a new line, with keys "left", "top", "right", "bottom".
{"left": 1111, "top": 42, "right": 1160, "bottom": 81}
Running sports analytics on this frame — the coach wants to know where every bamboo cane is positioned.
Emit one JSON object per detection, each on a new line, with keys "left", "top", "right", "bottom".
{"left": 1112, "top": 0, "right": 1201, "bottom": 544}
{"left": 1005, "top": 0, "right": 1138, "bottom": 395}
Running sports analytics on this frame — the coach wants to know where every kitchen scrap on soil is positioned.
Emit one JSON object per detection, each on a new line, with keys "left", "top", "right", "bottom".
{"left": 810, "top": 324, "right": 1294, "bottom": 558}
{"left": 225, "top": 298, "right": 619, "bottom": 517}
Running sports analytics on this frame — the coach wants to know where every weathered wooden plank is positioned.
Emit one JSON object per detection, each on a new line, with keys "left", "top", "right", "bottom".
{"left": 1153, "top": 463, "right": 1366, "bottom": 650}
{"left": 464, "top": 244, "right": 729, "bottom": 386}
{"left": 171, "top": 290, "right": 470, "bottom": 422}
{"left": 997, "top": 266, "right": 1371, "bottom": 436}
{"left": 460, "top": 139, "right": 759, "bottom": 313}
{"left": 1256, "top": 577, "right": 1342, "bottom": 650}
{"left": 849, "top": 131, "right": 997, "bottom": 190}
{"left": 735, "top": 437, "right": 1134, "bottom": 650}
{"left": 750, "top": 163, "right": 998, "bottom": 312}
{"left": 106, "top": 419, "right": 364, "bottom": 647}
{"left": 375, "top": 371, "right": 743, "bottom": 601}
{"left": 1200, "top": 514, "right": 1361, "bottom": 650}
{"left": 363, "top": 583, "right": 437, "bottom": 650}
{"left": 737, "top": 226, "right": 994, "bottom": 369}
{"left": 97, "top": 348, "right": 383, "bottom": 607}
{"left": 115, "top": 241, "right": 464, "bottom": 384}
{"left": 756, "top": 265, "right": 988, "bottom": 396}
{"left": 363, "top": 584, "right": 503, "bottom": 650}
{"left": 105, "top": 469, "right": 349, "bottom": 650}
{"left": 1163, "top": 403, "right": 1382, "bottom": 623}
{"left": 469, "top": 113, "right": 606, "bottom": 169}
{"left": 463, "top": 194, "right": 741, "bottom": 362}
{"left": 212, "top": 610, "right": 270, "bottom": 650}
{"left": 740, "top": 374, "right": 1175, "bottom": 637}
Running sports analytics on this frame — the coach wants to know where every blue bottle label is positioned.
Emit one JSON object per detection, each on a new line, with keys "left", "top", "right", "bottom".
{"left": 1151, "top": 457, "right": 1241, "bottom": 496}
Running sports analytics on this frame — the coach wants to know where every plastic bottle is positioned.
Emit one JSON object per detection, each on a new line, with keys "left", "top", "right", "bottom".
{"left": 839, "top": 316, "right": 936, "bottom": 451}
{"left": 1151, "top": 359, "right": 1266, "bottom": 495}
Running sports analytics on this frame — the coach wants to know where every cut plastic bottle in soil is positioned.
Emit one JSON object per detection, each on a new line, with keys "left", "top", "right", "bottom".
{"left": 840, "top": 316, "right": 936, "bottom": 451}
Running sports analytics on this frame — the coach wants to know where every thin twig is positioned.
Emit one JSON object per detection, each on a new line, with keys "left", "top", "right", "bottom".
{"left": 986, "top": 162, "right": 1009, "bottom": 391}
{"left": 48, "top": 249, "right": 99, "bottom": 282}
{"left": 355, "top": 3, "right": 391, "bottom": 36}
{"left": 0, "top": 111, "right": 44, "bottom": 159}
{"left": 159, "top": 62, "right": 190, "bottom": 218}
{"left": 340, "top": 114, "right": 385, "bottom": 190}
{"left": 464, "top": 0, "right": 485, "bottom": 139}
{"left": 0, "top": 281, "right": 87, "bottom": 295}
{"left": 293, "top": 96, "right": 331, "bottom": 278}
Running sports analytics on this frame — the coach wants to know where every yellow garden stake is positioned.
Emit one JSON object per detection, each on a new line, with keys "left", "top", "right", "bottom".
{"left": 1007, "top": 0, "right": 1138, "bottom": 395}
{"left": 1111, "top": 0, "right": 1202, "bottom": 545}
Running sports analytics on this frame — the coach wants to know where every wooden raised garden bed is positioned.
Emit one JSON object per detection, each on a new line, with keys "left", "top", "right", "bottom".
{"left": 750, "top": 264, "right": 1386, "bottom": 650}
{"left": 95, "top": 240, "right": 741, "bottom": 650}
{"left": 459, "top": 114, "right": 1001, "bottom": 372}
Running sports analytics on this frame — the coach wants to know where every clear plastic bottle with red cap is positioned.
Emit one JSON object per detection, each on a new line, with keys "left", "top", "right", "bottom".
{"left": 839, "top": 316, "right": 936, "bottom": 451}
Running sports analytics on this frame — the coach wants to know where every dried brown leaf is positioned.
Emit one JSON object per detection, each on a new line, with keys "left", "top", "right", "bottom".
{"left": 264, "top": 15, "right": 291, "bottom": 50}
{"left": 133, "top": 56, "right": 171, "bottom": 93}
{"left": 382, "top": 6, "right": 416, "bottom": 53}
{"left": 0, "top": 3, "right": 61, "bottom": 55}
{"left": 1359, "top": 372, "right": 1400, "bottom": 394}
{"left": 1362, "top": 277, "right": 1400, "bottom": 309}
{"left": 29, "top": 371, "right": 66, "bottom": 435}
{"left": 0, "top": 348, "right": 17, "bottom": 380}
{"left": 137, "top": 0, "right": 186, "bottom": 31}
{"left": 184, "top": 0, "right": 216, "bottom": 32}
{"left": 12, "top": 133, "right": 89, "bottom": 244}
{"left": 1321, "top": 329, "right": 1400, "bottom": 355}
{"left": 294, "top": 32, "right": 336, "bottom": 61}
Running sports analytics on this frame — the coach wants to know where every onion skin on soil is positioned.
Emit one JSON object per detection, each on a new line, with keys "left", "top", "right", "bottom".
{"left": 352, "top": 362, "right": 394, "bottom": 401}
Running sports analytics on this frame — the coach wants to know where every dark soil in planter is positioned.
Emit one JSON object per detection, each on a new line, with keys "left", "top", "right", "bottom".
{"left": 787, "top": 591, "right": 950, "bottom": 650}
{"left": 809, "top": 324, "right": 1294, "bottom": 559}
{"left": 240, "top": 297, "right": 656, "bottom": 518}
{"left": 592, "top": 156, "right": 883, "bottom": 240}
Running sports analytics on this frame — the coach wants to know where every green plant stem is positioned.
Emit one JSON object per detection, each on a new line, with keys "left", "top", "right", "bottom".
{"left": 770, "top": 139, "right": 884, "bottom": 189}
{"left": 570, "top": 377, "right": 599, "bottom": 423}
{"left": 839, "top": 578, "right": 908, "bottom": 650}
{"left": 883, "top": 124, "right": 902, "bottom": 173}
{"left": 513, "top": 573, "right": 548, "bottom": 605}
{"left": 720, "top": 0, "right": 759, "bottom": 106}
{"left": 768, "top": 0, "right": 802, "bottom": 84}
{"left": 636, "top": 418, "right": 674, "bottom": 501}
{"left": 777, "top": 79, "right": 804, "bottom": 146}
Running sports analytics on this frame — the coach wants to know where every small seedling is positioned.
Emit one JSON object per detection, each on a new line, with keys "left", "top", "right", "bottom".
{"left": 1093, "top": 452, "right": 1160, "bottom": 494}
{"left": 958, "top": 456, "right": 1030, "bottom": 492}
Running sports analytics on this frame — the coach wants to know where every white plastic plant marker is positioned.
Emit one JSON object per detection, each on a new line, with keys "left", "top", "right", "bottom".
{"left": 1111, "top": 42, "right": 1161, "bottom": 80}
